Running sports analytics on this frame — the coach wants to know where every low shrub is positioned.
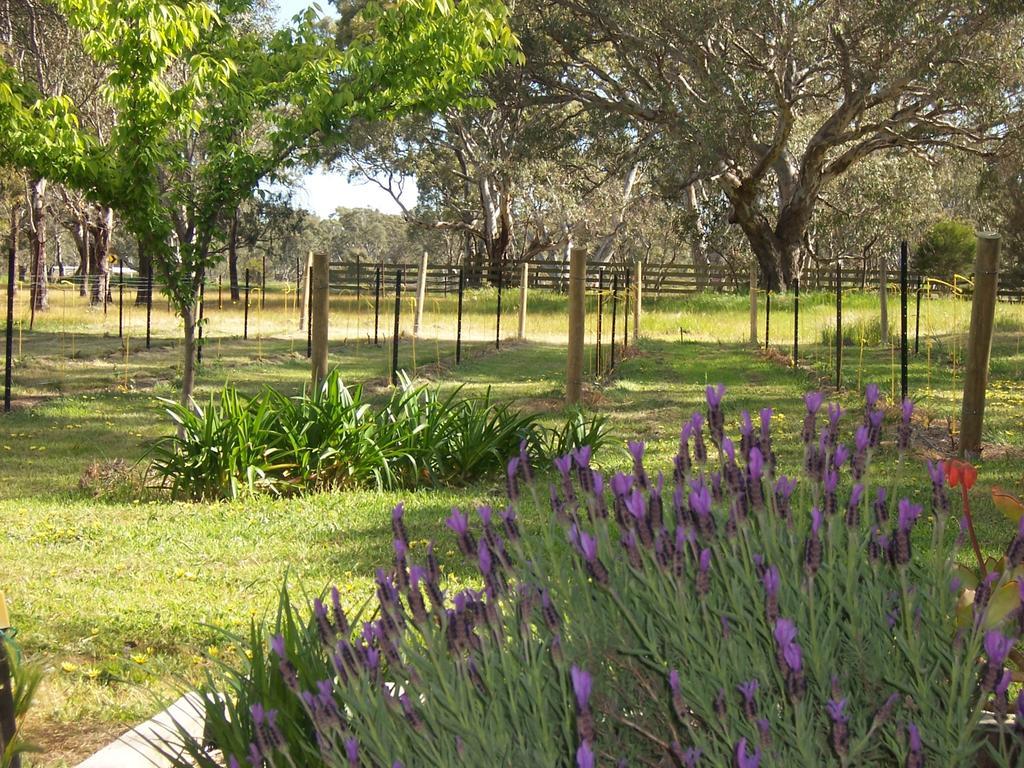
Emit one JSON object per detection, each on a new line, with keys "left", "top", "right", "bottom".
{"left": 170, "top": 385, "right": 1024, "bottom": 767}
{"left": 149, "top": 372, "right": 599, "bottom": 500}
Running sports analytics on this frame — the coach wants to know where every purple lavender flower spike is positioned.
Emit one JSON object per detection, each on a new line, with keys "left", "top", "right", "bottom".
{"left": 576, "top": 741, "right": 595, "bottom": 768}
{"left": 874, "top": 487, "right": 889, "bottom": 525}
{"left": 897, "top": 498, "right": 922, "bottom": 531}
{"left": 572, "top": 445, "right": 592, "bottom": 468}
{"left": 270, "top": 635, "right": 286, "bottom": 659}
{"left": 737, "top": 679, "right": 759, "bottom": 718}
{"left": 865, "top": 383, "right": 880, "bottom": 408}
{"left": 579, "top": 531, "right": 598, "bottom": 563}
{"left": 811, "top": 507, "right": 823, "bottom": 535}
{"left": 345, "top": 737, "right": 359, "bottom": 767}
{"left": 759, "top": 408, "right": 773, "bottom": 436}
{"left": 805, "top": 391, "right": 825, "bottom": 414}
{"left": 868, "top": 409, "right": 884, "bottom": 447}
{"left": 506, "top": 457, "right": 520, "bottom": 501}
{"left": 446, "top": 508, "right": 468, "bottom": 535}
{"left": 554, "top": 453, "right": 573, "bottom": 479}
{"left": 985, "top": 630, "right": 1014, "bottom": 666}
{"left": 611, "top": 472, "right": 633, "bottom": 499}
{"left": 832, "top": 443, "right": 849, "bottom": 468}
{"left": 705, "top": 383, "right": 726, "bottom": 409}
{"left": 827, "top": 697, "right": 850, "bottom": 757}
{"left": 627, "top": 440, "right": 645, "bottom": 463}
{"left": 570, "top": 665, "right": 593, "bottom": 710}
{"left": 906, "top": 723, "right": 923, "bottom": 768}
{"left": 735, "top": 738, "right": 761, "bottom": 768}
{"left": 477, "top": 538, "right": 492, "bottom": 575}
{"left": 682, "top": 747, "right": 702, "bottom": 767}
{"left": 748, "top": 446, "right": 764, "bottom": 482}
{"left": 763, "top": 565, "right": 780, "bottom": 596}
{"left": 722, "top": 437, "right": 735, "bottom": 463}
{"left": 846, "top": 483, "right": 864, "bottom": 528}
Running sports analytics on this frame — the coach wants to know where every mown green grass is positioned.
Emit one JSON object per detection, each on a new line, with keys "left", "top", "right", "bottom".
{"left": 1, "top": 285, "right": 1022, "bottom": 765}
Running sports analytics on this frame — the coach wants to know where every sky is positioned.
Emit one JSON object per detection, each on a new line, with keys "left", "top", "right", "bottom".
{"left": 272, "top": 0, "right": 418, "bottom": 218}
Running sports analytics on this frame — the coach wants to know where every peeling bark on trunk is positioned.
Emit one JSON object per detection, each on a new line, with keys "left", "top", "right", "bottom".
{"left": 28, "top": 177, "right": 47, "bottom": 312}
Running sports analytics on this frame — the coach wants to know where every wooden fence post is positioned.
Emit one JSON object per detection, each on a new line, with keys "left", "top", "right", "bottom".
{"left": 959, "top": 233, "right": 1001, "bottom": 458}
{"left": 567, "top": 247, "right": 587, "bottom": 405}
{"left": 391, "top": 270, "right": 402, "bottom": 386}
{"left": 299, "top": 250, "right": 312, "bottom": 330}
{"left": 413, "top": 250, "right": 428, "bottom": 336}
{"left": 749, "top": 263, "right": 758, "bottom": 345}
{"left": 632, "top": 260, "right": 642, "bottom": 343}
{"left": 518, "top": 262, "right": 529, "bottom": 340}
{"left": 311, "top": 251, "right": 330, "bottom": 387}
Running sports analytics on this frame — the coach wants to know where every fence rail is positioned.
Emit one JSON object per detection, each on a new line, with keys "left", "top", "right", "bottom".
{"left": 326, "top": 260, "right": 1024, "bottom": 302}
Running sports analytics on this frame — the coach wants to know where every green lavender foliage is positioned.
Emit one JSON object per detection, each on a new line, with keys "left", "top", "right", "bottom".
{"left": 166, "top": 387, "right": 1023, "bottom": 767}
{"left": 148, "top": 372, "right": 594, "bottom": 499}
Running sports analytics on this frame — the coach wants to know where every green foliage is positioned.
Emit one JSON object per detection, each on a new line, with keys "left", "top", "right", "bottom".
{"left": 1, "top": 636, "right": 43, "bottom": 768}
{"left": 914, "top": 219, "right": 977, "bottom": 281}
{"left": 170, "top": 389, "right": 1023, "bottom": 766}
{"left": 148, "top": 371, "right": 587, "bottom": 499}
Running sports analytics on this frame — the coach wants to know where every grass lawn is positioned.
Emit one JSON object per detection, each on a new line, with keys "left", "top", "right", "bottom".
{"left": 0, "top": 285, "right": 1021, "bottom": 765}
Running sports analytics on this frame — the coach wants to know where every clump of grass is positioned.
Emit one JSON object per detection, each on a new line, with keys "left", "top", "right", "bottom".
{"left": 148, "top": 371, "right": 606, "bottom": 500}
{"left": 820, "top": 316, "right": 883, "bottom": 347}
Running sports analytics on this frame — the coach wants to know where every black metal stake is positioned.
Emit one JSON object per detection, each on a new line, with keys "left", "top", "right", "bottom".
{"left": 146, "top": 264, "right": 153, "bottom": 350}
{"left": 915, "top": 276, "right": 922, "bottom": 355}
{"left": 495, "top": 265, "right": 503, "bottom": 350}
{"left": 197, "top": 279, "right": 205, "bottom": 366}
{"left": 118, "top": 266, "right": 124, "bottom": 339}
{"left": 391, "top": 269, "right": 402, "bottom": 385}
{"left": 373, "top": 266, "right": 381, "bottom": 346}
{"left": 244, "top": 268, "right": 250, "bottom": 340}
{"left": 261, "top": 253, "right": 267, "bottom": 309}
{"left": 792, "top": 277, "right": 799, "bottom": 365}
{"left": 456, "top": 267, "right": 465, "bottom": 364}
{"left": 4, "top": 244, "right": 14, "bottom": 413}
{"left": 610, "top": 271, "right": 619, "bottom": 370}
{"left": 218, "top": 275, "right": 223, "bottom": 310}
{"left": 764, "top": 290, "right": 771, "bottom": 350}
{"left": 900, "top": 240, "right": 909, "bottom": 402}
{"left": 836, "top": 262, "right": 843, "bottom": 391}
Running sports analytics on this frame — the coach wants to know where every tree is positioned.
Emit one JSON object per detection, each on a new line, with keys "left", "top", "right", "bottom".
{"left": 914, "top": 219, "right": 976, "bottom": 281}
{"left": 526, "top": 0, "right": 1024, "bottom": 289}
{"left": 0, "top": 0, "right": 516, "bottom": 404}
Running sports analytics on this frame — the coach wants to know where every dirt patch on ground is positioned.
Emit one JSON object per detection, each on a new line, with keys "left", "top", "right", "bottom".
{"left": 21, "top": 715, "right": 125, "bottom": 767}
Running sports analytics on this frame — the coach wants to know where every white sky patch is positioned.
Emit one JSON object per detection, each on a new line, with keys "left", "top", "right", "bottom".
{"left": 273, "top": 1, "right": 419, "bottom": 218}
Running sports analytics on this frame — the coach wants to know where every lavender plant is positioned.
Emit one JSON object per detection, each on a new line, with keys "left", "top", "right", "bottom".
{"left": 173, "top": 385, "right": 1024, "bottom": 767}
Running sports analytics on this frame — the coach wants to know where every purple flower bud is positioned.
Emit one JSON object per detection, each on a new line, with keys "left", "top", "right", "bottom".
{"left": 270, "top": 635, "right": 286, "bottom": 659}
{"left": 554, "top": 453, "right": 573, "bottom": 479}
{"left": 865, "top": 383, "right": 880, "bottom": 408}
{"left": 477, "top": 539, "right": 492, "bottom": 575}
{"left": 763, "top": 565, "right": 780, "bottom": 596}
{"left": 571, "top": 665, "right": 593, "bottom": 710}
{"left": 682, "top": 746, "right": 702, "bottom": 767}
{"left": 985, "top": 630, "right": 1014, "bottom": 667}
{"left": 576, "top": 740, "right": 595, "bottom": 768}
{"left": 722, "top": 437, "right": 736, "bottom": 463}
{"left": 833, "top": 443, "right": 849, "bottom": 468}
{"left": 737, "top": 679, "right": 759, "bottom": 718}
{"left": 748, "top": 446, "right": 764, "bottom": 484}
{"left": 897, "top": 498, "right": 922, "bottom": 532}
{"left": 735, "top": 738, "right": 761, "bottom": 768}
{"left": 706, "top": 383, "right": 726, "bottom": 409}
{"left": 805, "top": 391, "right": 824, "bottom": 414}
{"left": 811, "top": 507, "right": 823, "bottom": 535}
{"left": 345, "top": 737, "right": 359, "bottom": 767}
{"left": 906, "top": 723, "right": 923, "bottom": 768}
{"left": 506, "top": 457, "right": 520, "bottom": 501}
{"left": 874, "top": 487, "right": 889, "bottom": 525}
{"left": 446, "top": 508, "right": 468, "bottom": 535}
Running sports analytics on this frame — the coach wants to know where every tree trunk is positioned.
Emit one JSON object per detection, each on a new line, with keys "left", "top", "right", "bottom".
{"left": 90, "top": 207, "right": 113, "bottom": 305}
{"left": 180, "top": 301, "right": 196, "bottom": 408}
{"left": 685, "top": 182, "right": 708, "bottom": 289}
{"left": 28, "top": 177, "right": 47, "bottom": 312}
{"left": 228, "top": 207, "right": 240, "bottom": 301}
